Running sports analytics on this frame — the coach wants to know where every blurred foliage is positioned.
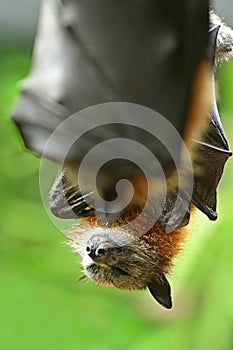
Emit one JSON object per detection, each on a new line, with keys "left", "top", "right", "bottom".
{"left": 1, "top": 45, "right": 233, "bottom": 350}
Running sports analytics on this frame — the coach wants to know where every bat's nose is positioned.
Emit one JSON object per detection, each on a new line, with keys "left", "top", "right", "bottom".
{"left": 86, "top": 245, "right": 106, "bottom": 259}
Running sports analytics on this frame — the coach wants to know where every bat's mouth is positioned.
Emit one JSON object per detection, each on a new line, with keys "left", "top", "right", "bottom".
{"left": 84, "top": 261, "right": 133, "bottom": 289}
{"left": 86, "top": 263, "right": 99, "bottom": 274}
{"left": 86, "top": 263, "right": 129, "bottom": 276}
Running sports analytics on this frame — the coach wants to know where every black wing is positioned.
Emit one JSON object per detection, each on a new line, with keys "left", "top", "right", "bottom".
{"left": 160, "top": 24, "right": 232, "bottom": 230}
{"left": 191, "top": 23, "right": 232, "bottom": 221}
{"left": 11, "top": 0, "right": 208, "bottom": 164}
{"left": 11, "top": 1, "right": 231, "bottom": 225}
{"left": 192, "top": 97, "right": 232, "bottom": 220}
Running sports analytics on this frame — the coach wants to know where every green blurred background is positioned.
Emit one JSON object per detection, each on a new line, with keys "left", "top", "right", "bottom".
{"left": 1, "top": 10, "right": 233, "bottom": 350}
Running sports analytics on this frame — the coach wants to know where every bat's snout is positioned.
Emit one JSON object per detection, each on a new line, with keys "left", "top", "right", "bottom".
{"left": 86, "top": 245, "right": 106, "bottom": 259}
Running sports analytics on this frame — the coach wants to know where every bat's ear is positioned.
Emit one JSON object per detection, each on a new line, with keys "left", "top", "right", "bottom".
{"left": 147, "top": 273, "right": 172, "bottom": 309}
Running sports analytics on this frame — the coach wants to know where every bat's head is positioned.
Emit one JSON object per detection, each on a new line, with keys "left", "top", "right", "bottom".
{"left": 69, "top": 223, "right": 180, "bottom": 309}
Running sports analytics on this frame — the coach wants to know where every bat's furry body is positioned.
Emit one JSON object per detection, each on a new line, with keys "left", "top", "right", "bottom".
{"left": 10, "top": 2, "right": 233, "bottom": 309}
{"left": 67, "top": 14, "right": 233, "bottom": 308}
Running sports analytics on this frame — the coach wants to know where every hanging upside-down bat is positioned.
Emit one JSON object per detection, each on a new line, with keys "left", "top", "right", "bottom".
{"left": 11, "top": 0, "right": 233, "bottom": 309}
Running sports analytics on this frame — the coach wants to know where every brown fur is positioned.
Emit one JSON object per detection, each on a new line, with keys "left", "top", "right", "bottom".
{"left": 76, "top": 204, "right": 188, "bottom": 275}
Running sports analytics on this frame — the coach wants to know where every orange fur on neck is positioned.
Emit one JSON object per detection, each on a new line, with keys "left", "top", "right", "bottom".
{"left": 79, "top": 204, "right": 193, "bottom": 275}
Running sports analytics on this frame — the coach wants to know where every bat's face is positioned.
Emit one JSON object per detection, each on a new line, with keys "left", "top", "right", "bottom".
{"left": 75, "top": 230, "right": 157, "bottom": 289}
{"left": 69, "top": 224, "right": 176, "bottom": 309}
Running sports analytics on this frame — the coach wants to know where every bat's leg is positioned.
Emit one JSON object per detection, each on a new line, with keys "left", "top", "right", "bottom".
{"left": 210, "top": 12, "right": 233, "bottom": 61}
{"left": 49, "top": 163, "right": 94, "bottom": 219}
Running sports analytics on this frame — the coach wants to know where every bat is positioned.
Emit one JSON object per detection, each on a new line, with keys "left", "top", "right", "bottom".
{"left": 11, "top": 1, "right": 233, "bottom": 309}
